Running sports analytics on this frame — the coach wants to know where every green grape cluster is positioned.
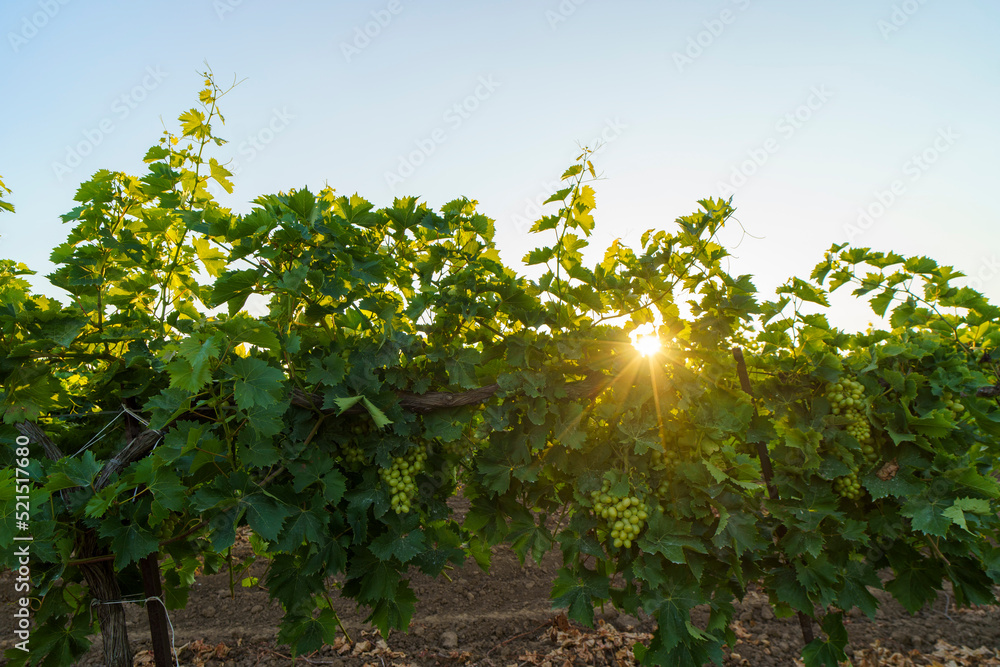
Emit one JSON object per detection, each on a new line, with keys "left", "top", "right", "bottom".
{"left": 827, "top": 377, "right": 866, "bottom": 416}
{"left": 590, "top": 480, "right": 649, "bottom": 549}
{"left": 156, "top": 514, "right": 181, "bottom": 539}
{"left": 650, "top": 445, "right": 684, "bottom": 469}
{"left": 833, "top": 470, "right": 863, "bottom": 500}
{"left": 435, "top": 438, "right": 465, "bottom": 458}
{"left": 341, "top": 443, "right": 365, "bottom": 468}
{"left": 828, "top": 377, "right": 878, "bottom": 464}
{"left": 943, "top": 392, "right": 966, "bottom": 420}
{"left": 380, "top": 448, "right": 428, "bottom": 514}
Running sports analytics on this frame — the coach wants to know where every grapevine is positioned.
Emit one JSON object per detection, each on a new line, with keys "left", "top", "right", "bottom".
{"left": 0, "top": 75, "right": 998, "bottom": 667}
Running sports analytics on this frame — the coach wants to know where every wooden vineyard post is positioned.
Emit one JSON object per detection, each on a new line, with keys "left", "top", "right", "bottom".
{"left": 139, "top": 554, "right": 173, "bottom": 667}
{"left": 732, "top": 348, "right": 815, "bottom": 645}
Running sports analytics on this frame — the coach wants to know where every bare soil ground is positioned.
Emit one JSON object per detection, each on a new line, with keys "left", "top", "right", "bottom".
{"left": 4, "top": 520, "right": 1000, "bottom": 666}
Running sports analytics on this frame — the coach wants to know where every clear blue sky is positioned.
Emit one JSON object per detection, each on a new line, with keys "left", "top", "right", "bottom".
{"left": 3, "top": 0, "right": 998, "bottom": 329}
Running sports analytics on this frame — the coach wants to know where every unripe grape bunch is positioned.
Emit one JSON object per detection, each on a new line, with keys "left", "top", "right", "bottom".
{"left": 650, "top": 444, "right": 684, "bottom": 469}
{"left": 827, "top": 377, "right": 877, "bottom": 462}
{"left": 340, "top": 424, "right": 369, "bottom": 469}
{"left": 942, "top": 391, "right": 966, "bottom": 421}
{"left": 654, "top": 475, "right": 669, "bottom": 499}
{"left": 832, "top": 470, "right": 863, "bottom": 500}
{"left": 826, "top": 376, "right": 878, "bottom": 499}
{"left": 435, "top": 437, "right": 465, "bottom": 458}
{"left": 590, "top": 479, "right": 649, "bottom": 550}
{"left": 380, "top": 448, "right": 428, "bottom": 514}
{"left": 341, "top": 442, "right": 366, "bottom": 469}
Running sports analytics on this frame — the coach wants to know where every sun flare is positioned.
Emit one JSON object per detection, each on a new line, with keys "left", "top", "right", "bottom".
{"left": 632, "top": 334, "right": 662, "bottom": 357}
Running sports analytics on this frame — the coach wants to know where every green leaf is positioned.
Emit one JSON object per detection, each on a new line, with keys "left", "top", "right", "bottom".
{"left": 885, "top": 556, "right": 941, "bottom": 613}
{"left": 787, "top": 278, "right": 830, "bottom": 307}
{"left": 942, "top": 497, "right": 992, "bottom": 532}
{"left": 277, "top": 609, "right": 341, "bottom": 657}
{"left": 365, "top": 583, "right": 416, "bottom": 635}
{"left": 901, "top": 496, "right": 951, "bottom": 537}
{"left": 646, "top": 575, "right": 703, "bottom": 654}
{"left": 835, "top": 563, "right": 881, "bottom": 619}
{"left": 369, "top": 528, "right": 426, "bottom": 564}
{"left": 550, "top": 567, "right": 609, "bottom": 627}
{"left": 768, "top": 568, "right": 812, "bottom": 614}
{"left": 178, "top": 108, "right": 206, "bottom": 137}
{"left": 869, "top": 288, "right": 896, "bottom": 317}
{"left": 210, "top": 268, "right": 261, "bottom": 313}
{"left": 226, "top": 357, "right": 285, "bottom": 410}
{"left": 276, "top": 508, "right": 327, "bottom": 551}
{"left": 639, "top": 512, "right": 706, "bottom": 564}
{"left": 208, "top": 157, "right": 234, "bottom": 194}
{"left": 861, "top": 467, "right": 923, "bottom": 500}
{"left": 523, "top": 247, "right": 554, "bottom": 265}
{"left": 243, "top": 491, "right": 292, "bottom": 542}
{"left": 361, "top": 397, "right": 393, "bottom": 428}
{"left": 561, "top": 164, "right": 583, "bottom": 179}
{"left": 332, "top": 395, "right": 364, "bottom": 413}
{"left": 98, "top": 519, "right": 160, "bottom": 569}
{"left": 45, "top": 451, "right": 102, "bottom": 489}
{"left": 193, "top": 236, "right": 228, "bottom": 277}
{"left": 128, "top": 457, "right": 187, "bottom": 524}
{"left": 266, "top": 554, "right": 324, "bottom": 615}
{"left": 801, "top": 612, "right": 847, "bottom": 667}
{"left": 508, "top": 513, "right": 552, "bottom": 565}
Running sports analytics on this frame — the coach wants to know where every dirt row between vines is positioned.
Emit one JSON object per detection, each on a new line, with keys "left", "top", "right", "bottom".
{"left": 5, "top": 491, "right": 1000, "bottom": 667}
{"left": 3, "top": 526, "right": 1000, "bottom": 667}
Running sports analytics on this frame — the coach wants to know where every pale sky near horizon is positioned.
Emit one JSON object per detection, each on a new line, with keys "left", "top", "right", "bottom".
{"left": 2, "top": 0, "right": 998, "bottom": 330}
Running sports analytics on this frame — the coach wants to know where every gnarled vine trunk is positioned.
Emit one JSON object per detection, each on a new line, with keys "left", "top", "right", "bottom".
{"left": 78, "top": 531, "right": 133, "bottom": 667}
